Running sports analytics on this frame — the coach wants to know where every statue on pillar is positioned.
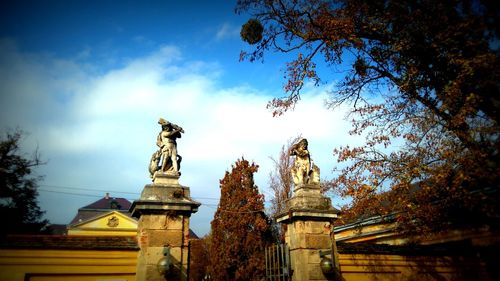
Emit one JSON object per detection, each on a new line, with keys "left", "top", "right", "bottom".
{"left": 149, "top": 118, "right": 184, "bottom": 178}
{"left": 289, "top": 138, "right": 320, "bottom": 185}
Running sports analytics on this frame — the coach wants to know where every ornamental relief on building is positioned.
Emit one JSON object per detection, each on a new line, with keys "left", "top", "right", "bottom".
{"left": 107, "top": 216, "right": 119, "bottom": 227}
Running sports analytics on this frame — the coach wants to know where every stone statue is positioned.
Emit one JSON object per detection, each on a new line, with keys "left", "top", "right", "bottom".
{"left": 149, "top": 118, "right": 184, "bottom": 178}
{"left": 289, "top": 138, "right": 320, "bottom": 185}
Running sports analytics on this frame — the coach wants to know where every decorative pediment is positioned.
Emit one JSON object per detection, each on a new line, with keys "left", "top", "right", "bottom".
{"left": 68, "top": 211, "right": 137, "bottom": 236}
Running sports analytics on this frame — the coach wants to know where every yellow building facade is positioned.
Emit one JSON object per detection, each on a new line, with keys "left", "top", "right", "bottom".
{"left": 1, "top": 194, "right": 139, "bottom": 281}
{"left": 0, "top": 194, "right": 204, "bottom": 281}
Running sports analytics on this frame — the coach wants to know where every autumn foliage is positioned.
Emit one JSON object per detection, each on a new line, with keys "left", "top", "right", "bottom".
{"left": 189, "top": 236, "right": 210, "bottom": 281}
{"left": 208, "top": 158, "right": 273, "bottom": 280}
{"left": 238, "top": 0, "right": 500, "bottom": 235}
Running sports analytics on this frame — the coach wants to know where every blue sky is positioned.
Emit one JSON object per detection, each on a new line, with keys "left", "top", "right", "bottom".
{"left": 0, "top": 0, "right": 359, "bottom": 236}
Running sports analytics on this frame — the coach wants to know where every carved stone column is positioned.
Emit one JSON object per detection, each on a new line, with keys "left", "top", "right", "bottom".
{"left": 276, "top": 183, "right": 340, "bottom": 281}
{"left": 130, "top": 172, "right": 200, "bottom": 281}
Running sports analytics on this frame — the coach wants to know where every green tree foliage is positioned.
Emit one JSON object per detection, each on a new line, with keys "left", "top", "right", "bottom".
{"left": 209, "top": 158, "right": 273, "bottom": 280}
{"left": 237, "top": 0, "right": 500, "bottom": 235}
{"left": 0, "top": 130, "right": 48, "bottom": 238}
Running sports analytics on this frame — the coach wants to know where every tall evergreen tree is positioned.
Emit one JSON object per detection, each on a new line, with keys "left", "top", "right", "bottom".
{"left": 209, "top": 158, "right": 273, "bottom": 281}
{"left": 0, "top": 130, "right": 48, "bottom": 238}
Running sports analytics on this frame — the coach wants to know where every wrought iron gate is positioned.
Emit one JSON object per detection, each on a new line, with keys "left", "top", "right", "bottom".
{"left": 265, "top": 244, "right": 291, "bottom": 281}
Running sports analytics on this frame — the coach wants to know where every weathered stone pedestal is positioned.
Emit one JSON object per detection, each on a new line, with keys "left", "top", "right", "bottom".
{"left": 130, "top": 172, "right": 200, "bottom": 281}
{"left": 276, "top": 184, "right": 340, "bottom": 281}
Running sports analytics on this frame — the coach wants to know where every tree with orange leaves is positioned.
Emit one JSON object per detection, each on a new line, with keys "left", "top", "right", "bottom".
{"left": 208, "top": 158, "right": 273, "bottom": 280}
{"left": 189, "top": 235, "right": 210, "bottom": 281}
{"left": 237, "top": 0, "right": 500, "bottom": 236}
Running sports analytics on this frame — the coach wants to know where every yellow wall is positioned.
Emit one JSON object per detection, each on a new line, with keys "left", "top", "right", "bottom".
{"left": 0, "top": 248, "right": 491, "bottom": 281}
{"left": 335, "top": 221, "right": 406, "bottom": 244}
{"left": 0, "top": 249, "right": 137, "bottom": 281}
{"left": 338, "top": 253, "right": 489, "bottom": 281}
{"left": 335, "top": 221, "right": 497, "bottom": 246}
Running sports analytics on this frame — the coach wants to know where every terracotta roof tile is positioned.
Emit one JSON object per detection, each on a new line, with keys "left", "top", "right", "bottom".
{"left": 44, "top": 224, "right": 68, "bottom": 235}
{"left": 0, "top": 235, "right": 139, "bottom": 250}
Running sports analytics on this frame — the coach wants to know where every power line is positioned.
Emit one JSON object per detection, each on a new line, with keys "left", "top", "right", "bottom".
{"left": 42, "top": 184, "right": 221, "bottom": 201}
{"left": 40, "top": 184, "right": 221, "bottom": 201}
{"left": 39, "top": 188, "right": 270, "bottom": 215}
{"left": 192, "top": 197, "right": 220, "bottom": 201}
{"left": 38, "top": 186, "right": 220, "bottom": 203}
{"left": 204, "top": 204, "right": 266, "bottom": 214}
{"left": 38, "top": 183, "right": 291, "bottom": 210}
{"left": 38, "top": 189, "right": 120, "bottom": 199}
{"left": 40, "top": 184, "right": 140, "bottom": 195}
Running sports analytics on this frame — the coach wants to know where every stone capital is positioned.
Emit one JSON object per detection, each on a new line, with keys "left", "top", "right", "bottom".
{"left": 276, "top": 209, "right": 339, "bottom": 224}
{"left": 130, "top": 183, "right": 200, "bottom": 218}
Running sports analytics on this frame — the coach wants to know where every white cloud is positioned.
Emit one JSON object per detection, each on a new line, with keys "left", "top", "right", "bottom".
{"left": 215, "top": 22, "right": 240, "bottom": 41}
{"left": 0, "top": 40, "right": 357, "bottom": 236}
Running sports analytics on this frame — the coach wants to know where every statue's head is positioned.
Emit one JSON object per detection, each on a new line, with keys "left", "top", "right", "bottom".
{"left": 158, "top": 118, "right": 172, "bottom": 130}
{"left": 298, "top": 138, "right": 308, "bottom": 149}
{"left": 158, "top": 117, "right": 170, "bottom": 125}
